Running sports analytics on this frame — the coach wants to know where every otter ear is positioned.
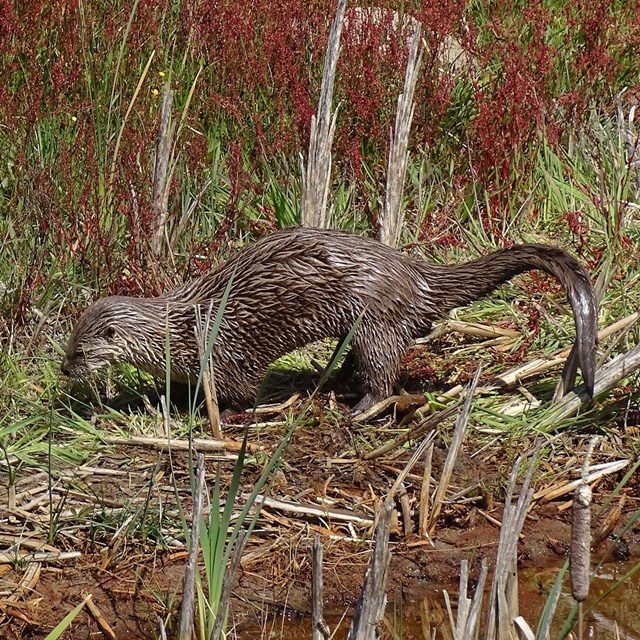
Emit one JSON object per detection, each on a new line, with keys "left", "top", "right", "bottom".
{"left": 103, "top": 325, "right": 116, "bottom": 339}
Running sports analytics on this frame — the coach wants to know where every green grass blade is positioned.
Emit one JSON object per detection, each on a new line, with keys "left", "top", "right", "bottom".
{"left": 44, "top": 594, "right": 92, "bottom": 640}
{"left": 193, "top": 268, "right": 236, "bottom": 398}
{"left": 536, "top": 559, "right": 568, "bottom": 639}
{"left": 316, "top": 310, "right": 364, "bottom": 391}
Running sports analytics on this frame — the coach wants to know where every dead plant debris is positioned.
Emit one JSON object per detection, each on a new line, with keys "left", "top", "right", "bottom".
{"left": 1, "top": 386, "right": 639, "bottom": 639}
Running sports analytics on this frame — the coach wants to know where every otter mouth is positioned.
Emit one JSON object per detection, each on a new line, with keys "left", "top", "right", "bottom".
{"left": 60, "top": 358, "right": 92, "bottom": 380}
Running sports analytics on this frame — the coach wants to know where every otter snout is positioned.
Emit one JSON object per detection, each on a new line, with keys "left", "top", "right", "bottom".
{"left": 60, "top": 355, "right": 83, "bottom": 379}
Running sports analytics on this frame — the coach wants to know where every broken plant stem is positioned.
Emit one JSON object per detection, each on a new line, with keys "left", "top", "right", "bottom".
{"left": 300, "top": 0, "right": 345, "bottom": 228}
{"left": 101, "top": 435, "right": 254, "bottom": 453}
{"left": 571, "top": 438, "right": 599, "bottom": 612}
{"left": 364, "top": 401, "right": 461, "bottom": 460}
{"left": 346, "top": 501, "right": 394, "bottom": 640}
{"left": 418, "top": 442, "right": 434, "bottom": 538}
{"left": 485, "top": 446, "right": 540, "bottom": 640}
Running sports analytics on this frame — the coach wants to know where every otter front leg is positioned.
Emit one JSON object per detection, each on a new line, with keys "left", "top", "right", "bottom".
{"left": 349, "top": 320, "right": 409, "bottom": 415}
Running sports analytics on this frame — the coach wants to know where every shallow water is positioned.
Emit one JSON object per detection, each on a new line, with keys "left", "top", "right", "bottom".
{"left": 519, "top": 562, "right": 640, "bottom": 640}
{"left": 235, "top": 560, "right": 640, "bottom": 639}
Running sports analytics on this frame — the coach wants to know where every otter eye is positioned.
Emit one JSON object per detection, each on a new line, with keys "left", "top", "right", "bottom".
{"left": 103, "top": 326, "right": 116, "bottom": 339}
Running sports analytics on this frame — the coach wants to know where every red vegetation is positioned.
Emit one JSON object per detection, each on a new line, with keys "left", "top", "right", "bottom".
{"left": 1, "top": 0, "right": 639, "bottom": 324}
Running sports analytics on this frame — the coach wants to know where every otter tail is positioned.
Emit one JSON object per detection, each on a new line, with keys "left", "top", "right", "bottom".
{"left": 425, "top": 244, "right": 597, "bottom": 396}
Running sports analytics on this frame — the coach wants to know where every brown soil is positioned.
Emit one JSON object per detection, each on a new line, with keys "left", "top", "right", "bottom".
{"left": 1, "top": 395, "right": 639, "bottom": 639}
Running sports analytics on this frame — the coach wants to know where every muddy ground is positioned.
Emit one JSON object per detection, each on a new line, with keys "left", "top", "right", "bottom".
{"left": 1, "top": 390, "right": 639, "bottom": 639}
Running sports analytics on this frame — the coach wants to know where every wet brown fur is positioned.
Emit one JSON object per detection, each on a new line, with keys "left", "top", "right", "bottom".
{"left": 62, "top": 227, "right": 597, "bottom": 412}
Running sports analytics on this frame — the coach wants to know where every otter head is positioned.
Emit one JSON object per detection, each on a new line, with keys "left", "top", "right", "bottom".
{"left": 61, "top": 297, "right": 135, "bottom": 379}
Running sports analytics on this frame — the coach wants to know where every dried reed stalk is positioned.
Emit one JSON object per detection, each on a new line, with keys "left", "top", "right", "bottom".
{"left": 444, "top": 558, "right": 489, "bottom": 639}
{"left": 398, "top": 486, "right": 412, "bottom": 535}
{"left": 380, "top": 427, "right": 435, "bottom": 537}
{"left": 84, "top": 595, "right": 117, "bottom": 640}
{"left": 311, "top": 535, "right": 331, "bottom": 640}
{"left": 427, "top": 367, "right": 480, "bottom": 536}
{"left": 364, "top": 400, "right": 461, "bottom": 459}
{"left": 538, "top": 341, "right": 640, "bottom": 429}
{"left": 151, "top": 83, "right": 175, "bottom": 255}
{"left": 442, "top": 310, "right": 640, "bottom": 402}
{"left": 248, "top": 494, "right": 374, "bottom": 526}
{"left": 484, "top": 450, "right": 538, "bottom": 640}
{"left": 423, "top": 310, "right": 640, "bottom": 423}
{"left": 101, "top": 435, "right": 253, "bottom": 453}
{"left": 194, "top": 303, "right": 222, "bottom": 439}
{"left": 463, "top": 558, "right": 489, "bottom": 637}
{"left": 300, "top": 0, "right": 345, "bottom": 228}
{"left": 431, "top": 319, "right": 520, "bottom": 340}
{"left": 418, "top": 442, "right": 434, "bottom": 538}
{"left": 387, "top": 430, "right": 436, "bottom": 501}
{"left": 594, "top": 494, "right": 626, "bottom": 546}
{"left": 0, "top": 550, "right": 81, "bottom": 564}
{"left": 534, "top": 459, "right": 628, "bottom": 503}
{"left": 378, "top": 23, "right": 423, "bottom": 248}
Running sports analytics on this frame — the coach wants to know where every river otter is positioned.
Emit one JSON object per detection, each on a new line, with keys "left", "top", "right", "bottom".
{"left": 61, "top": 227, "right": 597, "bottom": 412}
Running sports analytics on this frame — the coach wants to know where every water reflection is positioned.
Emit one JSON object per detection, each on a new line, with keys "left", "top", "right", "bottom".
{"left": 521, "top": 562, "right": 640, "bottom": 640}
{"left": 236, "top": 560, "right": 640, "bottom": 639}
